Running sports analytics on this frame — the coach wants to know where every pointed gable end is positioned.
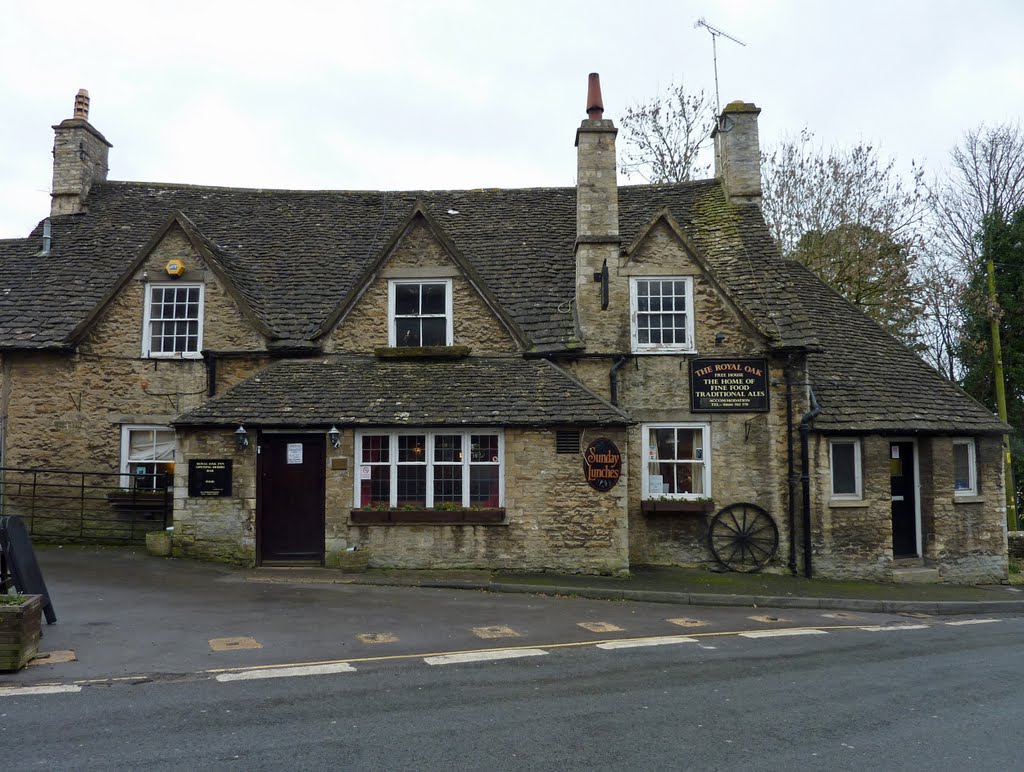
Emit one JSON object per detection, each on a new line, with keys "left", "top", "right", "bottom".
{"left": 69, "top": 211, "right": 272, "bottom": 355}
{"left": 622, "top": 207, "right": 778, "bottom": 348}
{"left": 318, "top": 200, "right": 529, "bottom": 353}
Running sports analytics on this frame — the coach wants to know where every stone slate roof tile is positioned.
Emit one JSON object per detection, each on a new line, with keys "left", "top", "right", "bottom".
{"left": 0, "top": 180, "right": 814, "bottom": 352}
{"left": 173, "top": 356, "right": 629, "bottom": 428}
{"left": 789, "top": 260, "right": 1007, "bottom": 434}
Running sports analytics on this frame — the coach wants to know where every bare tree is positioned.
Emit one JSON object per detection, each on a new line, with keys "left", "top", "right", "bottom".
{"left": 914, "top": 250, "right": 966, "bottom": 380}
{"left": 618, "top": 81, "right": 715, "bottom": 183}
{"left": 931, "top": 122, "right": 1024, "bottom": 265}
{"left": 761, "top": 131, "right": 930, "bottom": 346}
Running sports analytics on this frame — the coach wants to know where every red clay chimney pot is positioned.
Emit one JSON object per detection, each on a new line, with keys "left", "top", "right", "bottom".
{"left": 586, "top": 73, "right": 604, "bottom": 120}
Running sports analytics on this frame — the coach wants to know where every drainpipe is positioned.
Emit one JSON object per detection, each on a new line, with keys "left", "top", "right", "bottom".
{"left": 609, "top": 355, "right": 628, "bottom": 407}
{"left": 785, "top": 364, "right": 797, "bottom": 575}
{"left": 799, "top": 384, "right": 821, "bottom": 578}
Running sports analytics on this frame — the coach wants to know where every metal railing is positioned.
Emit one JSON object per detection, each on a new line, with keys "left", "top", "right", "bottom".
{"left": 0, "top": 466, "right": 171, "bottom": 545}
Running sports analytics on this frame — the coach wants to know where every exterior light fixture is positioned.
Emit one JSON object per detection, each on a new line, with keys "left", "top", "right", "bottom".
{"left": 235, "top": 425, "right": 249, "bottom": 450}
{"left": 327, "top": 425, "right": 342, "bottom": 449}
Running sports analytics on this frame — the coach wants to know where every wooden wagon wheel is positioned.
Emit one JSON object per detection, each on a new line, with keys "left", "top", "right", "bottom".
{"left": 707, "top": 502, "right": 779, "bottom": 573}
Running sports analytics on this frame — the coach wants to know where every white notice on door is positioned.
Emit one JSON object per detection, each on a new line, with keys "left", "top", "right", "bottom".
{"left": 287, "top": 443, "right": 303, "bottom": 465}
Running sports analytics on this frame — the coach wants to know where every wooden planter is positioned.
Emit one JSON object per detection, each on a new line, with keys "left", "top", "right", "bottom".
{"left": 0, "top": 595, "right": 43, "bottom": 671}
{"left": 641, "top": 500, "right": 715, "bottom": 516}
{"left": 351, "top": 508, "right": 505, "bottom": 525}
{"left": 106, "top": 491, "right": 169, "bottom": 513}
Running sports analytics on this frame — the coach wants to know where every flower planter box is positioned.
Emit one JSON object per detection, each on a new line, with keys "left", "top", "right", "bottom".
{"left": 350, "top": 508, "right": 505, "bottom": 525}
{"left": 106, "top": 491, "right": 170, "bottom": 513}
{"left": 0, "top": 595, "right": 43, "bottom": 671}
{"left": 145, "top": 530, "right": 173, "bottom": 557}
{"left": 641, "top": 500, "right": 715, "bottom": 516}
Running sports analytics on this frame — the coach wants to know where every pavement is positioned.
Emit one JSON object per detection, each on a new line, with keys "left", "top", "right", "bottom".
{"left": 4, "top": 545, "right": 1023, "bottom": 686}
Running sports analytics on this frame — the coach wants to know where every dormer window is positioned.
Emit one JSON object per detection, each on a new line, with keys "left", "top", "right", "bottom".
{"left": 630, "top": 277, "right": 695, "bottom": 353}
{"left": 142, "top": 283, "right": 204, "bottom": 358}
{"left": 388, "top": 279, "right": 452, "bottom": 347}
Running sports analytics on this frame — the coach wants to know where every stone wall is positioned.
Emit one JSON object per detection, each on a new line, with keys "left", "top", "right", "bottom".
{"left": 808, "top": 433, "right": 1008, "bottom": 583}
{"left": 325, "top": 221, "right": 518, "bottom": 354}
{"left": 174, "top": 425, "right": 630, "bottom": 574}
{"left": 173, "top": 428, "right": 256, "bottom": 564}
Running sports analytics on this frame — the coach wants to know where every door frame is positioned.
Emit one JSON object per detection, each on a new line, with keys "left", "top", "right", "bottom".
{"left": 255, "top": 431, "right": 326, "bottom": 566}
{"left": 889, "top": 437, "right": 922, "bottom": 558}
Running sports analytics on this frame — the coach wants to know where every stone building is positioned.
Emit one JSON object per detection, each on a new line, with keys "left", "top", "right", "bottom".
{"left": 0, "top": 79, "right": 1010, "bottom": 582}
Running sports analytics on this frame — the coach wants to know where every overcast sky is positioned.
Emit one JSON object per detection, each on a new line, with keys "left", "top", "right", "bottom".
{"left": 1, "top": 0, "right": 1022, "bottom": 238}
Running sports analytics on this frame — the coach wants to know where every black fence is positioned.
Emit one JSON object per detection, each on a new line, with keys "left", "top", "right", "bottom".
{"left": 0, "top": 466, "right": 171, "bottom": 545}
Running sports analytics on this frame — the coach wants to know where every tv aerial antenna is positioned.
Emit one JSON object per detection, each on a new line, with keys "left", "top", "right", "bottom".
{"left": 694, "top": 17, "right": 746, "bottom": 116}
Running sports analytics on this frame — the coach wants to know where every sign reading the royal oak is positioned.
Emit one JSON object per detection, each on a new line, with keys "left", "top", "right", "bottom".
{"left": 583, "top": 437, "right": 622, "bottom": 492}
{"left": 690, "top": 358, "right": 770, "bottom": 413}
{"left": 188, "top": 459, "right": 233, "bottom": 497}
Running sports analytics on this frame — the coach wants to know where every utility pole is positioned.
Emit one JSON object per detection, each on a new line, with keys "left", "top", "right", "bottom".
{"left": 985, "top": 229, "right": 1018, "bottom": 530}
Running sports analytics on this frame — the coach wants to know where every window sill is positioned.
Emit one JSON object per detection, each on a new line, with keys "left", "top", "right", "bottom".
{"left": 828, "top": 498, "right": 869, "bottom": 508}
{"left": 641, "top": 500, "right": 714, "bottom": 516}
{"left": 350, "top": 508, "right": 505, "bottom": 525}
{"left": 953, "top": 495, "right": 984, "bottom": 504}
{"left": 631, "top": 348, "right": 698, "bottom": 356}
{"left": 375, "top": 345, "right": 471, "bottom": 359}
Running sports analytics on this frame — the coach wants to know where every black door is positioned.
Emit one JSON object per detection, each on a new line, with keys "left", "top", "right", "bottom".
{"left": 257, "top": 434, "right": 325, "bottom": 564}
{"left": 890, "top": 441, "right": 918, "bottom": 557}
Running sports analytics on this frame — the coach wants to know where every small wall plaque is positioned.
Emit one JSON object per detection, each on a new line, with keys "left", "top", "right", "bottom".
{"left": 188, "top": 459, "right": 233, "bottom": 497}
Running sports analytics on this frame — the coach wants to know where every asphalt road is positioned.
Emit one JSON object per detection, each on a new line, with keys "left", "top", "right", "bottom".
{"left": 3, "top": 614, "right": 1022, "bottom": 770}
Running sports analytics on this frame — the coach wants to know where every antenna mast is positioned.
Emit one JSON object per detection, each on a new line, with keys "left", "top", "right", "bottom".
{"left": 694, "top": 17, "right": 746, "bottom": 115}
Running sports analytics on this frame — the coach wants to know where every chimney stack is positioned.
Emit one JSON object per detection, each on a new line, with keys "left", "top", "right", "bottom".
{"left": 574, "top": 73, "right": 624, "bottom": 352}
{"left": 51, "top": 88, "right": 112, "bottom": 216}
{"left": 711, "top": 101, "right": 762, "bottom": 205}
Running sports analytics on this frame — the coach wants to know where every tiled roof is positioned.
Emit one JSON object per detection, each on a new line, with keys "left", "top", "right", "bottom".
{"left": 173, "top": 356, "right": 629, "bottom": 427}
{"left": 790, "top": 260, "right": 1008, "bottom": 434}
{"left": 0, "top": 179, "right": 816, "bottom": 352}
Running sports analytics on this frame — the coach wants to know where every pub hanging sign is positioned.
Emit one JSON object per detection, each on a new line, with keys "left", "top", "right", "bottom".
{"left": 690, "top": 358, "right": 770, "bottom": 413}
{"left": 583, "top": 437, "right": 622, "bottom": 492}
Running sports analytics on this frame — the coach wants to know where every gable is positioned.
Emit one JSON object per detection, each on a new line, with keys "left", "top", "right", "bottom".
{"left": 78, "top": 222, "right": 268, "bottom": 358}
{"left": 322, "top": 210, "right": 522, "bottom": 354}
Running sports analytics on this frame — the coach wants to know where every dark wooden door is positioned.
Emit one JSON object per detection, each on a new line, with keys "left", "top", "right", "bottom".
{"left": 257, "top": 434, "right": 325, "bottom": 564}
{"left": 890, "top": 441, "right": 918, "bottom": 557}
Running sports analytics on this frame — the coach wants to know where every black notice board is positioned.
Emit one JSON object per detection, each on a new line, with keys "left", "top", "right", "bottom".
{"left": 188, "top": 459, "right": 233, "bottom": 497}
{"left": 690, "top": 358, "right": 770, "bottom": 413}
{"left": 0, "top": 516, "right": 56, "bottom": 624}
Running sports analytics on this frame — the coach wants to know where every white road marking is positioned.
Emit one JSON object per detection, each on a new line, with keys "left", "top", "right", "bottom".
{"left": 945, "top": 619, "right": 1002, "bottom": 626}
{"left": 424, "top": 648, "right": 548, "bottom": 665}
{"left": 739, "top": 629, "right": 829, "bottom": 639}
{"left": 215, "top": 663, "right": 356, "bottom": 682}
{"left": 596, "top": 636, "right": 698, "bottom": 650}
{"left": 0, "top": 684, "right": 82, "bottom": 697}
{"left": 860, "top": 624, "right": 930, "bottom": 632}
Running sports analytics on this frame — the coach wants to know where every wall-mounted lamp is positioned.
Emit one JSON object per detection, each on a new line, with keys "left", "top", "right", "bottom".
{"left": 327, "top": 425, "right": 342, "bottom": 449}
{"left": 715, "top": 332, "right": 726, "bottom": 347}
{"left": 235, "top": 425, "right": 249, "bottom": 450}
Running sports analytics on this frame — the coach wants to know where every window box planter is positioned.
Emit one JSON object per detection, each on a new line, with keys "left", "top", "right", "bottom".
{"left": 641, "top": 499, "right": 714, "bottom": 516}
{"left": 0, "top": 594, "right": 43, "bottom": 671}
{"left": 106, "top": 490, "right": 170, "bottom": 513}
{"left": 351, "top": 508, "right": 505, "bottom": 525}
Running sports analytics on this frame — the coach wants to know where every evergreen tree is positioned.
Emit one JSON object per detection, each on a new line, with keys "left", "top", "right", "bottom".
{"left": 958, "top": 208, "right": 1024, "bottom": 512}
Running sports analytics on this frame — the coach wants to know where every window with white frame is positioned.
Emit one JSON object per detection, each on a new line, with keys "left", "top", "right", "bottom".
{"left": 142, "top": 283, "right": 204, "bottom": 358}
{"left": 630, "top": 277, "right": 695, "bottom": 353}
{"left": 388, "top": 280, "right": 452, "bottom": 347}
{"left": 642, "top": 423, "right": 710, "bottom": 499}
{"left": 356, "top": 430, "right": 502, "bottom": 508}
{"left": 953, "top": 439, "right": 977, "bottom": 496}
{"left": 829, "top": 439, "right": 862, "bottom": 500}
{"left": 120, "top": 425, "right": 175, "bottom": 490}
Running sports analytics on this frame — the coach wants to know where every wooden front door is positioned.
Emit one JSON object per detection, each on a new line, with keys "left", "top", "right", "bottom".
{"left": 890, "top": 441, "right": 918, "bottom": 557}
{"left": 257, "top": 433, "right": 325, "bottom": 565}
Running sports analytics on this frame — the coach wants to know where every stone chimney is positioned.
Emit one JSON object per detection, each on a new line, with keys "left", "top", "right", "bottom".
{"left": 711, "top": 100, "right": 762, "bottom": 205}
{"left": 574, "top": 73, "right": 625, "bottom": 352}
{"left": 51, "top": 89, "right": 112, "bottom": 216}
